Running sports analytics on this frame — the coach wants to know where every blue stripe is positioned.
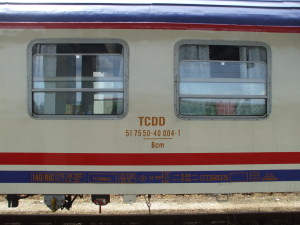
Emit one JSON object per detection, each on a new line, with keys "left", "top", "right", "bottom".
{"left": 0, "top": 4, "right": 300, "bottom": 27}
{"left": 0, "top": 170, "right": 299, "bottom": 183}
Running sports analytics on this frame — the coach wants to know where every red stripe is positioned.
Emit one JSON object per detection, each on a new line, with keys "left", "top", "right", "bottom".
{"left": 0, "top": 152, "right": 299, "bottom": 166}
{"left": 0, "top": 22, "right": 300, "bottom": 33}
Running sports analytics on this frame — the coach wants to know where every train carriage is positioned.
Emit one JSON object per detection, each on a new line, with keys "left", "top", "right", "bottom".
{"left": 0, "top": 0, "right": 300, "bottom": 210}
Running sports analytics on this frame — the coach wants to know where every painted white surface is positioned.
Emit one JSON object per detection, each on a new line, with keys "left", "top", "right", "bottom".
{"left": 0, "top": 28, "right": 299, "bottom": 194}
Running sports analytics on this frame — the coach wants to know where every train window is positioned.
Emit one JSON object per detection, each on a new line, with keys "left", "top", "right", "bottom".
{"left": 175, "top": 41, "right": 271, "bottom": 119}
{"left": 28, "top": 40, "right": 128, "bottom": 119}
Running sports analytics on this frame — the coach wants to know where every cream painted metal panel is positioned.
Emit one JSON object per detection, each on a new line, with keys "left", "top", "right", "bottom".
{"left": 0, "top": 28, "right": 299, "bottom": 194}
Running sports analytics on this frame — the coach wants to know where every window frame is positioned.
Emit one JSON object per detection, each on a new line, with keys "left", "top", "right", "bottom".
{"left": 174, "top": 40, "right": 272, "bottom": 120}
{"left": 27, "top": 39, "right": 129, "bottom": 120}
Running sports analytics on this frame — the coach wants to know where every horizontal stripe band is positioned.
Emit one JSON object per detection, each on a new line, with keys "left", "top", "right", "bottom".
{"left": 0, "top": 169, "right": 299, "bottom": 184}
{"left": 0, "top": 22, "right": 300, "bottom": 33}
{"left": 0, "top": 152, "right": 299, "bottom": 166}
{"left": 1, "top": 4, "right": 300, "bottom": 27}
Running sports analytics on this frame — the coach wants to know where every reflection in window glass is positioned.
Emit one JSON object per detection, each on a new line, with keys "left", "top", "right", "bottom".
{"left": 180, "top": 82, "right": 266, "bottom": 96}
{"left": 179, "top": 98, "right": 266, "bottom": 116}
{"left": 177, "top": 43, "right": 269, "bottom": 118}
{"left": 30, "top": 42, "right": 127, "bottom": 118}
{"left": 33, "top": 92, "right": 123, "bottom": 115}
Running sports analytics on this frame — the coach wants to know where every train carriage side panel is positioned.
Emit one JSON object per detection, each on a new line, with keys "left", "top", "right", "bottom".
{"left": 0, "top": 1, "right": 299, "bottom": 195}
